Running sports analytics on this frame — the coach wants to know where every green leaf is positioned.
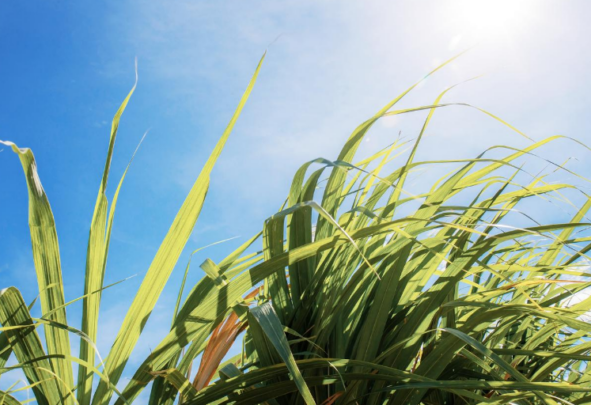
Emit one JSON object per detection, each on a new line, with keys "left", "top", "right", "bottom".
{"left": 78, "top": 67, "right": 139, "bottom": 405}
{"left": 0, "top": 141, "right": 74, "bottom": 403}
{"left": 91, "top": 52, "right": 266, "bottom": 405}
{"left": 248, "top": 303, "right": 316, "bottom": 405}
{"left": 0, "top": 287, "right": 62, "bottom": 405}
{"left": 0, "top": 390, "right": 23, "bottom": 405}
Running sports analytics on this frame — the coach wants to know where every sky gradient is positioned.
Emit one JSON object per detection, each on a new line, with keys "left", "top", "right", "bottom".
{"left": 2, "top": 1, "right": 591, "bottom": 403}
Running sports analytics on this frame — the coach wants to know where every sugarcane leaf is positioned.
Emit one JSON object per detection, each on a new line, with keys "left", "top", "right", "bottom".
{"left": 92, "top": 52, "right": 266, "bottom": 405}
{"left": 248, "top": 303, "right": 316, "bottom": 405}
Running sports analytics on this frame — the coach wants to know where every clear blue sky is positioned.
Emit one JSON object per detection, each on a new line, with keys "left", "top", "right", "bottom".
{"left": 2, "top": 1, "right": 591, "bottom": 402}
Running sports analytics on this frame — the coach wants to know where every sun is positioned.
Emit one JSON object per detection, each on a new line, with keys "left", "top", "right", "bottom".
{"left": 446, "top": 0, "right": 532, "bottom": 45}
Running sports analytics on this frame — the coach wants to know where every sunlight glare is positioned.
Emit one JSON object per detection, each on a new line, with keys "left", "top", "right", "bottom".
{"left": 448, "top": 0, "right": 532, "bottom": 44}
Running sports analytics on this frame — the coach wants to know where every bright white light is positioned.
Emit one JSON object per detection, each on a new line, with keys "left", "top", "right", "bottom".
{"left": 445, "top": 0, "right": 533, "bottom": 47}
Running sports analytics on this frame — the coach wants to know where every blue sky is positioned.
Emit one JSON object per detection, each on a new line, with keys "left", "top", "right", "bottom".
{"left": 2, "top": 0, "right": 591, "bottom": 402}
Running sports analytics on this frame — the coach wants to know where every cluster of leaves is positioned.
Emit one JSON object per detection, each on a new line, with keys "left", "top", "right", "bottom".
{"left": 2, "top": 52, "right": 591, "bottom": 405}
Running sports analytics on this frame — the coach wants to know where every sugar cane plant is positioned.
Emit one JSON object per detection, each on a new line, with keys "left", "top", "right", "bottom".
{"left": 2, "top": 51, "right": 591, "bottom": 405}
